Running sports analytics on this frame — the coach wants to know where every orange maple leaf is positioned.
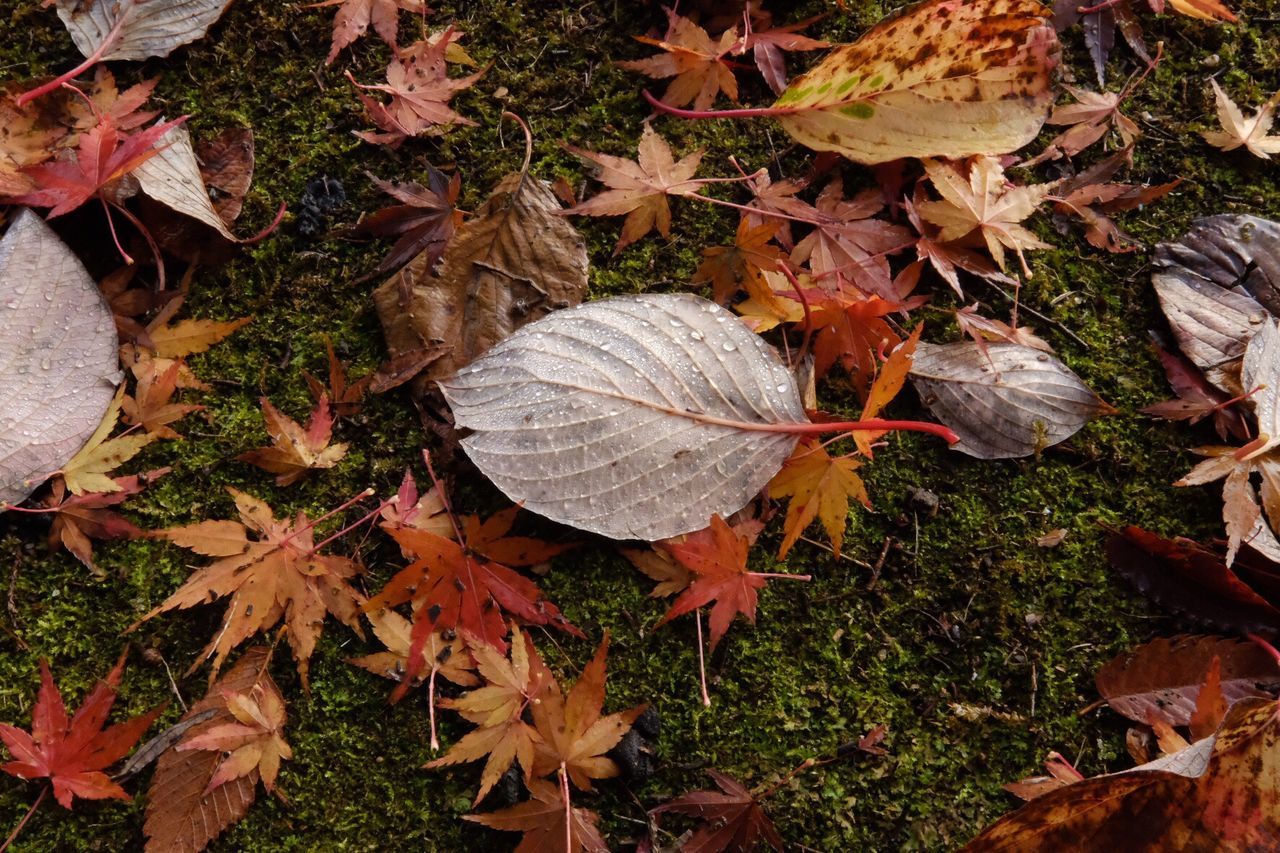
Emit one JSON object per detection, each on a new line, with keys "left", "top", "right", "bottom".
{"left": 465, "top": 777, "right": 608, "bottom": 853}
{"left": 121, "top": 360, "right": 204, "bottom": 440}
{"left": 768, "top": 441, "right": 869, "bottom": 559}
{"left": 309, "top": 0, "right": 428, "bottom": 64}
{"left": 236, "top": 396, "right": 349, "bottom": 487}
{"left": 617, "top": 9, "right": 739, "bottom": 111}
{"left": 135, "top": 488, "right": 366, "bottom": 687}
{"left": 695, "top": 217, "right": 787, "bottom": 308}
{"left": 529, "top": 634, "right": 645, "bottom": 791}
{"left": 562, "top": 124, "right": 708, "bottom": 254}
{"left": 0, "top": 651, "right": 161, "bottom": 809}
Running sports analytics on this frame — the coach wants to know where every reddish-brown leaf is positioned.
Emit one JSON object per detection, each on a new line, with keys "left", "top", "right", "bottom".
{"left": 790, "top": 178, "right": 912, "bottom": 298}
{"left": 309, "top": 0, "right": 427, "bottom": 64}
{"left": 0, "top": 650, "right": 161, "bottom": 809}
{"left": 465, "top": 777, "right": 608, "bottom": 853}
{"left": 236, "top": 396, "right": 349, "bottom": 486}
{"left": 617, "top": 9, "right": 739, "bottom": 112}
{"left": 349, "top": 166, "right": 463, "bottom": 278}
{"left": 303, "top": 336, "right": 373, "bottom": 419}
{"left": 650, "top": 769, "right": 785, "bottom": 853}
{"left": 42, "top": 469, "right": 168, "bottom": 574}
{"left": 1141, "top": 343, "right": 1249, "bottom": 441}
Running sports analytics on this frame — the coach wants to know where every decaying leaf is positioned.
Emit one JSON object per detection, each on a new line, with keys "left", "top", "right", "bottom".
{"left": 310, "top": 0, "right": 427, "bottom": 64}
{"left": 55, "top": 0, "right": 236, "bottom": 61}
{"left": 1202, "top": 79, "right": 1280, "bottom": 160}
{"left": 0, "top": 210, "right": 121, "bottom": 507}
{"left": 1096, "top": 634, "right": 1280, "bottom": 727}
{"left": 41, "top": 469, "right": 167, "bottom": 574}
{"left": 1151, "top": 215, "right": 1280, "bottom": 392}
{"left": 963, "top": 697, "right": 1280, "bottom": 850}
{"left": 350, "top": 166, "right": 463, "bottom": 280}
{"left": 768, "top": 440, "right": 868, "bottom": 559}
{"left": 143, "top": 647, "right": 273, "bottom": 853}
{"left": 133, "top": 123, "right": 237, "bottom": 242}
{"left": 440, "top": 294, "right": 808, "bottom": 540}
{"left": 764, "top": 0, "right": 1059, "bottom": 163}
{"left": 618, "top": 8, "right": 738, "bottom": 112}
{"left": 176, "top": 681, "right": 290, "bottom": 793}
{"left": 909, "top": 341, "right": 1111, "bottom": 459}
{"left": 465, "top": 777, "right": 608, "bottom": 853}
{"left": 374, "top": 170, "right": 588, "bottom": 405}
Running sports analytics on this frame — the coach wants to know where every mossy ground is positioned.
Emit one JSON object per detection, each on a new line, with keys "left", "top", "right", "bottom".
{"left": 0, "top": 0, "right": 1278, "bottom": 849}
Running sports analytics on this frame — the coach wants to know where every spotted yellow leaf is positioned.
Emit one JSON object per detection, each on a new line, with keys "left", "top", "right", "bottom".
{"left": 771, "top": 0, "right": 1059, "bottom": 163}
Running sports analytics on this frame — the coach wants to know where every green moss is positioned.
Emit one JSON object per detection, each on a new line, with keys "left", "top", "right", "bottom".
{"left": 0, "top": 0, "right": 1278, "bottom": 850}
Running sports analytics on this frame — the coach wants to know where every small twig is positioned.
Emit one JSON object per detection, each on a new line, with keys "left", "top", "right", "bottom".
{"left": 1, "top": 785, "right": 48, "bottom": 852}
{"left": 696, "top": 609, "right": 711, "bottom": 708}
{"left": 986, "top": 282, "right": 1089, "bottom": 349}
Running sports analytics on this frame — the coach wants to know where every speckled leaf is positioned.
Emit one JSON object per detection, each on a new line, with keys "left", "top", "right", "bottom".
{"left": 1095, "top": 635, "right": 1280, "bottom": 727}
{"left": 1152, "top": 215, "right": 1280, "bottom": 392}
{"left": 909, "top": 341, "right": 1108, "bottom": 459}
{"left": 440, "top": 294, "right": 807, "bottom": 541}
{"left": 56, "top": 0, "right": 236, "bottom": 61}
{"left": 0, "top": 209, "right": 120, "bottom": 507}
{"left": 772, "top": 0, "right": 1060, "bottom": 163}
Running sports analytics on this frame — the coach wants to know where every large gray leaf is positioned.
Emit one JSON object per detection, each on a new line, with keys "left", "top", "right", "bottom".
{"left": 1152, "top": 215, "right": 1280, "bottom": 391}
{"left": 440, "top": 294, "right": 806, "bottom": 540}
{"left": 909, "top": 341, "right": 1107, "bottom": 459}
{"left": 56, "top": 0, "right": 235, "bottom": 62}
{"left": 0, "top": 210, "right": 120, "bottom": 506}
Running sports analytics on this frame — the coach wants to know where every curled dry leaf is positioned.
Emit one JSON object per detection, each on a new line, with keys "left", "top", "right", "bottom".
{"left": 1095, "top": 634, "right": 1280, "bottom": 727}
{"left": 765, "top": 0, "right": 1059, "bottom": 163}
{"left": 374, "top": 170, "right": 588, "bottom": 404}
{"left": 143, "top": 647, "right": 274, "bottom": 853}
{"left": 1202, "top": 79, "right": 1280, "bottom": 160}
{"left": 0, "top": 210, "right": 120, "bottom": 507}
{"left": 963, "top": 697, "right": 1280, "bottom": 851}
{"left": 56, "top": 0, "right": 237, "bottom": 61}
{"left": 909, "top": 341, "right": 1110, "bottom": 459}
{"left": 133, "top": 123, "right": 237, "bottom": 242}
{"left": 1151, "top": 215, "right": 1280, "bottom": 392}
{"left": 440, "top": 294, "right": 808, "bottom": 541}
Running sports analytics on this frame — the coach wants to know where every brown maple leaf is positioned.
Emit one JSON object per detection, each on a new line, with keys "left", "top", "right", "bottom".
{"left": 622, "top": 546, "right": 692, "bottom": 598}
{"left": 236, "top": 396, "right": 349, "bottom": 487}
{"left": 0, "top": 651, "right": 161, "bottom": 809}
{"left": 529, "top": 634, "right": 645, "bottom": 791}
{"left": 790, "top": 178, "right": 913, "bottom": 298}
{"left": 134, "top": 488, "right": 367, "bottom": 687}
{"left": 309, "top": 0, "right": 428, "bottom": 64}
{"left": 348, "top": 165, "right": 463, "bottom": 279}
{"left": 736, "top": 10, "right": 829, "bottom": 95}
{"left": 695, "top": 217, "right": 787, "bottom": 308}
{"left": 1025, "top": 84, "right": 1141, "bottom": 166}
{"left": 303, "top": 335, "right": 373, "bottom": 419}
{"left": 650, "top": 769, "right": 785, "bottom": 853}
{"left": 562, "top": 124, "right": 709, "bottom": 254}
{"left": 465, "top": 777, "right": 608, "bottom": 853}
{"left": 1142, "top": 343, "right": 1249, "bottom": 442}
{"left": 917, "top": 156, "right": 1056, "bottom": 277}
{"left": 427, "top": 628, "right": 554, "bottom": 802}
{"left": 177, "top": 681, "right": 291, "bottom": 792}
{"left": 121, "top": 359, "right": 203, "bottom": 439}
{"left": 1051, "top": 148, "right": 1180, "bottom": 253}
{"left": 904, "top": 192, "right": 1011, "bottom": 297}
{"left": 656, "top": 515, "right": 807, "bottom": 650}
{"left": 617, "top": 8, "right": 739, "bottom": 111}
{"left": 348, "top": 29, "right": 485, "bottom": 147}
{"left": 377, "top": 469, "right": 453, "bottom": 549}
{"left": 955, "top": 305, "right": 1052, "bottom": 356}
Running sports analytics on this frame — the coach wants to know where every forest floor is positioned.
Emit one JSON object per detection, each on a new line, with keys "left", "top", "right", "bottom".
{"left": 1, "top": 0, "right": 1279, "bottom": 850}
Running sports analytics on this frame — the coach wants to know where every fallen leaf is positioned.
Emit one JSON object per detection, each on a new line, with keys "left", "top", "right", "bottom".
{"left": 1026, "top": 84, "right": 1140, "bottom": 165}
{"left": 195, "top": 127, "right": 254, "bottom": 224}
{"left": 439, "top": 294, "right": 807, "bottom": 541}
{"left": 236, "top": 396, "right": 349, "bottom": 486}
{"left": 1141, "top": 342, "right": 1249, "bottom": 441}
{"left": 768, "top": 441, "right": 868, "bottom": 559}
{"left": 133, "top": 122, "right": 237, "bottom": 241}
{"left": 464, "top": 777, "right": 608, "bottom": 853}
{"left": 60, "top": 387, "right": 156, "bottom": 496}
{"left": 42, "top": 469, "right": 167, "bottom": 574}
{"left": 309, "top": 0, "right": 427, "bottom": 64}
{"left": 136, "top": 489, "right": 367, "bottom": 686}
{"left": 764, "top": 0, "right": 1059, "bottom": 164}
{"left": 55, "top": 0, "right": 236, "bottom": 61}
{"left": 1203, "top": 79, "right": 1274, "bottom": 157}
{"left": 650, "top": 769, "right": 785, "bottom": 853}
{"left": 1095, "top": 634, "right": 1280, "bottom": 727}
{"left": 737, "top": 11, "right": 829, "bottom": 95}
{"left": 348, "top": 30, "right": 484, "bottom": 146}
{"left": 0, "top": 210, "right": 121, "bottom": 507}
{"left": 910, "top": 341, "right": 1110, "bottom": 459}
{"left": 695, "top": 217, "right": 786, "bottom": 308}
{"left": 143, "top": 647, "right": 272, "bottom": 853}
{"left": 562, "top": 124, "right": 708, "bottom": 253}
{"left": 789, "top": 178, "right": 912, "bottom": 297}
{"left": 656, "top": 514, "right": 796, "bottom": 650}
{"left": 427, "top": 628, "right": 552, "bottom": 802}
{"left": 349, "top": 166, "right": 463, "bottom": 279}
{"left": 529, "top": 634, "right": 645, "bottom": 790}
{"left": 916, "top": 156, "right": 1056, "bottom": 277}
{"left": 177, "top": 681, "right": 291, "bottom": 793}
{"left": 963, "top": 697, "right": 1280, "bottom": 850}
{"left": 1003, "top": 752, "right": 1084, "bottom": 802}
{"left": 618, "top": 8, "right": 738, "bottom": 111}
{"left": 622, "top": 546, "right": 692, "bottom": 598}
{"left": 1151, "top": 215, "right": 1280, "bottom": 392}
{"left": 348, "top": 608, "right": 477, "bottom": 690}
{"left": 1050, "top": 148, "right": 1180, "bottom": 253}
{"left": 122, "top": 359, "right": 203, "bottom": 439}
{"left": 373, "top": 169, "right": 588, "bottom": 405}
{"left": 303, "top": 336, "right": 372, "bottom": 419}
{"left": 377, "top": 469, "right": 452, "bottom": 546}
{"left": 0, "top": 651, "right": 161, "bottom": 809}
{"left": 955, "top": 305, "right": 1052, "bottom": 355}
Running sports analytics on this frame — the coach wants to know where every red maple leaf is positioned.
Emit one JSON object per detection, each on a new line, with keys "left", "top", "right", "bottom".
{"left": 0, "top": 651, "right": 161, "bottom": 809}
{"left": 737, "top": 11, "right": 829, "bottom": 94}
{"left": 348, "top": 165, "right": 463, "bottom": 278}
{"left": 366, "top": 508, "right": 582, "bottom": 700}
{"left": 791, "top": 178, "right": 914, "bottom": 298}
{"left": 650, "top": 769, "right": 785, "bottom": 853}
{"left": 656, "top": 515, "right": 805, "bottom": 649}
{"left": 4, "top": 114, "right": 186, "bottom": 217}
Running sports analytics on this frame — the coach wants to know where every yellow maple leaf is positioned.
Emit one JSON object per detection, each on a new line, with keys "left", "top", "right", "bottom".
{"left": 61, "top": 387, "right": 156, "bottom": 495}
{"left": 769, "top": 440, "right": 870, "bottom": 559}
